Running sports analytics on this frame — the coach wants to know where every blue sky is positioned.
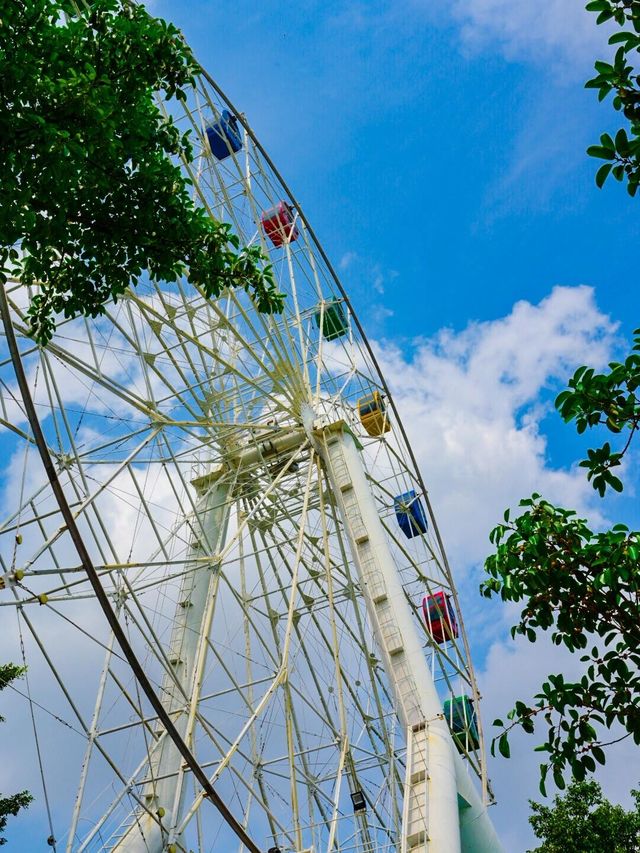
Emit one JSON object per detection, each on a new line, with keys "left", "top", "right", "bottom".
{"left": 144, "top": 1, "right": 640, "bottom": 848}
{"left": 4, "top": 1, "right": 640, "bottom": 851}
{"left": 154, "top": 0, "right": 640, "bottom": 335}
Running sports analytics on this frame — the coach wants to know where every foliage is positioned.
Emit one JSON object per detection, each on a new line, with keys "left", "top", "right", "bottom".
{"left": 0, "top": 0, "right": 283, "bottom": 343}
{"left": 483, "top": 494, "right": 640, "bottom": 793}
{"left": 482, "top": 326, "right": 640, "bottom": 789}
{"left": 556, "top": 328, "right": 640, "bottom": 497}
{"left": 0, "top": 664, "right": 32, "bottom": 845}
{"left": 481, "top": 2, "right": 640, "bottom": 794}
{"left": 586, "top": 1, "right": 640, "bottom": 194}
{"left": 482, "top": 328, "right": 640, "bottom": 790}
{"left": 527, "top": 779, "right": 640, "bottom": 853}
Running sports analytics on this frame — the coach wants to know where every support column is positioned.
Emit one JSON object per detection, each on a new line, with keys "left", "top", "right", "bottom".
{"left": 319, "top": 424, "right": 502, "bottom": 853}
{"left": 112, "top": 475, "right": 231, "bottom": 853}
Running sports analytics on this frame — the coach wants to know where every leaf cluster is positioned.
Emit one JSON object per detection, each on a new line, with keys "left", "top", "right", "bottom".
{"left": 0, "top": 0, "right": 283, "bottom": 343}
{"left": 555, "top": 328, "right": 640, "bottom": 495}
{"left": 483, "top": 496, "right": 640, "bottom": 791}
{"left": 0, "top": 792, "right": 33, "bottom": 847}
{"left": 527, "top": 779, "right": 640, "bottom": 853}
{"left": 0, "top": 664, "right": 32, "bottom": 845}
{"left": 586, "top": 1, "right": 640, "bottom": 194}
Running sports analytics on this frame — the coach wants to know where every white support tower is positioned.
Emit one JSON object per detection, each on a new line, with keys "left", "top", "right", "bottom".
{"left": 107, "top": 422, "right": 503, "bottom": 853}
{"left": 319, "top": 423, "right": 502, "bottom": 853}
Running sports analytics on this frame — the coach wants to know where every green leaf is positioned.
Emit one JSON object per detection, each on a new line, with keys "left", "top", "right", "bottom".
{"left": 596, "top": 9, "right": 615, "bottom": 23}
{"left": 538, "top": 773, "right": 547, "bottom": 797}
{"left": 553, "top": 768, "right": 566, "bottom": 790}
{"left": 592, "top": 745, "right": 606, "bottom": 765}
{"left": 594, "top": 60, "right": 613, "bottom": 74}
{"left": 586, "top": 145, "right": 617, "bottom": 160}
{"left": 608, "top": 474, "right": 623, "bottom": 492}
{"left": 572, "top": 760, "right": 586, "bottom": 782}
{"left": 608, "top": 31, "right": 638, "bottom": 46}
{"left": 596, "top": 162, "right": 613, "bottom": 187}
{"left": 598, "top": 84, "right": 613, "bottom": 101}
{"left": 600, "top": 132, "right": 615, "bottom": 150}
{"left": 498, "top": 733, "right": 511, "bottom": 759}
{"left": 615, "top": 127, "right": 630, "bottom": 155}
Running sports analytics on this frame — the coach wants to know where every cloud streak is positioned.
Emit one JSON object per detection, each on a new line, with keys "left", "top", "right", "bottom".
{"left": 448, "top": 0, "right": 610, "bottom": 70}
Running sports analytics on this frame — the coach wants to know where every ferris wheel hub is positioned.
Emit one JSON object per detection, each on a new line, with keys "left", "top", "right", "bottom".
{"left": 300, "top": 401, "right": 316, "bottom": 439}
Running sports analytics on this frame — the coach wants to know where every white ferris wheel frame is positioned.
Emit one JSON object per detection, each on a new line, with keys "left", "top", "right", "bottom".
{"left": 0, "top": 45, "right": 503, "bottom": 853}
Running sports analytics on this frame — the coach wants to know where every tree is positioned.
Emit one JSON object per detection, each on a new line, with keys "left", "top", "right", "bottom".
{"left": 586, "top": 1, "right": 640, "bottom": 195}
{"left": 527, "top": 779, "right": 640, "bottom": 853}
{"left": 481, "top": 2, "right": 640, "bottom": 794}
{"left": 0, "top": 0, "right": 283, "bottom": 344}
{"left": 483, "top": 333, "right": 640, "bottom": 794}
{"left": 0, "top": 664, "right": 32, "bottom": 846}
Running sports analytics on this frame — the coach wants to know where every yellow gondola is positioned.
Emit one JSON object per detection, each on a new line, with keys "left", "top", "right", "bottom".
{"left": 358, "top": 390, "right": 391, "bottom": 437}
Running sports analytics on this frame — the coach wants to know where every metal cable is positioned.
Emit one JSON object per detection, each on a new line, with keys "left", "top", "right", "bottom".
{"left": 17, "top": 609, "right": 58, "bottom": 851}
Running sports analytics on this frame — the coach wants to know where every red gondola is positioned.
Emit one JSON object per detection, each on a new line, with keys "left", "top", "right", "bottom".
{"left": 261, "top": 201, "right": 299, "bottom": 247}
{"left": 422, "top": 590, "right": 458, "bottom": 644}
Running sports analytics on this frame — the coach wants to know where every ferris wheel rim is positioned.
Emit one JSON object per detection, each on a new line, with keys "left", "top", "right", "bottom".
{"left": 0, "top": 52, "right": 497, "bottom": 853}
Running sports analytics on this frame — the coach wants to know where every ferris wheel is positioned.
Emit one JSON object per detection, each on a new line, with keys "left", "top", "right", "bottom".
{"left": 0, "top": 52, "right": 503, "bottom": 853}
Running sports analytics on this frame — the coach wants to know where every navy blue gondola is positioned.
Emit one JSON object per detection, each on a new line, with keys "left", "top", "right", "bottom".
{"left": 394, "top": 490, "right": 428, "bottom": 539}
{"left": 206, "top": 110, "right": 243, "bottom": 160}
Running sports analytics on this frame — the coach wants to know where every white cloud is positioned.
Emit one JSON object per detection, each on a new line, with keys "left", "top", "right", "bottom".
{"left": 448, "top": 0, "right": 610, "bottom": 69}
{"left": 378, "top": 284, "right": 617, "bottom": 569}
{"left": 339, "top": 251, "right": 358, "bottom": 270}
{"left": 327, "top": 0, "right": 610, "bottom": 72}
{"left": 371, "top": 284, "right": 637, "bottom": 848}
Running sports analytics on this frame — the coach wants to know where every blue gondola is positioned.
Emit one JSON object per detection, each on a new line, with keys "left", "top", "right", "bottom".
{"left": 206, "top": 110, "right": 243, "bottom": 160}
{"left": 394, "top": 490, "right": 428, "bottom": 538}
